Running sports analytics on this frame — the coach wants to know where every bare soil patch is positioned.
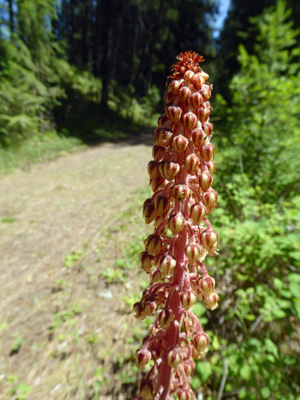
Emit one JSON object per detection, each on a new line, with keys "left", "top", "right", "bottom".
{"left": 0, "top": 132, "right": 154, "bottom": 399}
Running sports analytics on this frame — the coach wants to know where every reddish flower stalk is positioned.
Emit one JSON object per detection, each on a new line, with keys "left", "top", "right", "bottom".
{"left": 134, "top": 51, "right": 219, "bottom": 400}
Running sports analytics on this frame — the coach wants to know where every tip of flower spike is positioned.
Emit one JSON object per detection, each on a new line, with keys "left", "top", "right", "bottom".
{"left": 167, "top": 51, "right": 205, "bottom": 83}
{"left": 177, "top": 51, "right": 205, "bottom": 65}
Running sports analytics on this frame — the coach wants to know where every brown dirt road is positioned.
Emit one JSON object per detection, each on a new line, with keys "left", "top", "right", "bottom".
{"left": 0, "top": 132, "right": 153, "bottom": 400}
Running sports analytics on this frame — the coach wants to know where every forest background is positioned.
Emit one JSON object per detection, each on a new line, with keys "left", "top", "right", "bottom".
{"left": 0, "top": 0, "right": 300, "bottom": 399}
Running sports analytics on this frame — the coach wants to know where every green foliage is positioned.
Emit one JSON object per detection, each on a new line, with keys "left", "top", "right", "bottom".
{"left": 193, "top": 184, "right": 300, "bottom": 398}
{"left": 194, "top": 3, "right": 300, "bottom": 398}
{"left": 64, "top": 250, "right": 84, "bottom": 268}
{"left": 10, "top": 336, "right": 24, "bottom": 353}
{"left": 215, "top": 1, "right": 300, "bottom": 203}
{"left": 0, "top": 38, "right": 47, "bottom": 145}
{"left": 0, "top": 0, "right": 71, "bottom": 146}
{"left": 0, "top": 131, "right": 82, "bottom": 176}
{"left": 8, "top": 375, "right": 33, "bottom": 400}
{"left": 50, "top": 305, "right": 83, "bottom": 334}
{"left": 193, "top": 2, "right": 300, "bottom": 400}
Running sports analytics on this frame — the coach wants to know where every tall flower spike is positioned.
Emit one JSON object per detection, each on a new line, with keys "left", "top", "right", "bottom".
{"left": 134, "top": 51, "right": 219, "bottom": 400}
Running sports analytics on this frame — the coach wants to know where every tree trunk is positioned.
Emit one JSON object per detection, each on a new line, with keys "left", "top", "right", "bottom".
{"left": 81, "top": 2, "right": 89, "bottom": 66}
{"left": 7, "top": 0, "right": 14, "bottom": 35}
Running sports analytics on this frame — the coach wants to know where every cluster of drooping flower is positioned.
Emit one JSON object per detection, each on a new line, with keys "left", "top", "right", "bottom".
{"left": 133, "top": 51, "right": 219, "bottom": 400}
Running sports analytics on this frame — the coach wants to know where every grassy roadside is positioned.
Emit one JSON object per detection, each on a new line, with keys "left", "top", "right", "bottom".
{"left": 0, "top": 171, "right": 153, "bottom": 399}
{"left": 0, "top": 131, "right": 85, "bottom": 176}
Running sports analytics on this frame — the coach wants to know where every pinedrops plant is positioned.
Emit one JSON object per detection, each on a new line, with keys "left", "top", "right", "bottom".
{"left": 133, "top": 52, "right": 219, "bottom": 400}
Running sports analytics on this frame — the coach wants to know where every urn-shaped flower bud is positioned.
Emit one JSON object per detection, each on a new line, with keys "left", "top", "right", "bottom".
{"left": 190, "top": 92, "right": 203, "bottom": 109}
{"left": 170, "top": 79, "right": 184, "bottom": 94}
{"left": 191, "top": 128, "right": 206, "bottom": 148}
{"left": 152, "top": 144, "right": 165, "bottom": 162}
{"left": 150, "top": 176, "right": 164, "bottom": 192}
{"left": 177, "top": 388, "right": 188, "bottom": 400}
{"left": 155, "top": 128, "right": 173, "bottom": 148}
{"left": 202, "top": 122, "right": 213, "bottom": 137}
{"left": 184, "top": 70, "right": 195, "bottom": 82}
{"left": 140, "top": 251, "right": 154, "bottom": 273}
{"left": 180, "top": 290, "right": 197, "bottom": 310}
{"left": 201, "top": 230, "right": 218, "bottom": 255}
{"left": 201, "top": 71, "right": 209, "bottom": 81}
{"left": 139, "top": 379, "right": 154, "bottom": 399}
{"left": 143, "top": 202, "right": 157, "bottom": 224}
{"left": 144, "top": 301, "right": 157, "bottom": 316}
{"left": 158, "top": 161, "right": 166, "bottom": 179}
{"left": 182, "top": 315, "right": 193, "bottom": 335}
{"left": 164, "top": 161, "right": 180, "bottom": 180}
{"left": 169, "top": 213, "right": 185, "bottom": 235}
{"left": 164, "top": 92, "right": 173, "bottom": 103}
{"left": 201, "top": 84, "right": 211, "bottom": 101}
{"left": 207, "top": 160, "right": 216, "bottom": 174}
{"left": 200, "top": 275, "right": 215, "bottom": 296}
{"left": 193, "top": 72, "right": 204, "bottom": 89}
{"left": 192, "top": 332, "right": 209, "bottom": 354}
{"left": 184, "top": 154, "right": 199, "bottom": 174}
{"left": 160, "top": 255, "right": 176, "bottom": 276}
{"left": 143, "top": 198, "right": 152, "bottom": 209}
{"left": 199, "top": 172, "right": 213, "bottom": 192}
{"left": 183, "top": 112, "right": 198, "bottom": 130}
{"left": 204, "top": 291, "right": 219, "bottom": 310}
{"left": 167, "top": 346, "right": 183, "bottom": 368}
{"left": 191, "top": 347, "right": 202, "bottom": 361}
{"left": 145, "top": 234, "right": 163, "bottom": 256}
{"left": 150, "top": 268, "right": 162, "bottom": 283}
{"left": 202, "top": 189, "right": 218, "bottom": 211}
{"left": 149, "top": 337, "right": 162, "bottom": 361}
{"left": 196, "top": 105, "right": 210, "bottom": 123}
{"left": 157, "top": 309, "right": 175, "bottom": 328}
{"left": 157, "top": 114, "right": 168, "bottom": 127}
{"left": 190, "top": 202, "right": 206, "bottom": 225}
{"left": 173, "top": 134, "right": 189, "bottom": 153}
{"left": 147, "top": 160, "right": 160, "bottom": 179}
{"left": 184, "top": 360, "right": 196, "bottom": 376}
{"left": 173, "top": 184, "right": 190, "bottom": 201}
{"left": 133, "top": 301, "right": 146, "bottom": 320}
{"left": 179, "top": 86, "right": 192, "bottom": 101}
{"left": 167, "top": 105, "right": 182, "bottom": 123}
{"left": 154, "top": 194, "right": 169, "bottom": 216}
{"left": 136, "top": 348, "right": 152, "bottom": 369}
{"left": 199, "top": 143, "right": 214, "bottom": 162}
{"left": 185, "top": 243, "right": 202, "bottom": 264}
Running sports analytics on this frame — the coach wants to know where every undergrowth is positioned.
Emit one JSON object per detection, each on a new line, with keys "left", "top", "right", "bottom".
{"left": 0, "top": 131, "right": 84, "bottom": 176}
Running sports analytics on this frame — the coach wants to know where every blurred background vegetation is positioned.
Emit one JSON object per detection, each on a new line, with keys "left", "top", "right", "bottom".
{"left": 0, "top": 0, "right": 299, "bottom": 399}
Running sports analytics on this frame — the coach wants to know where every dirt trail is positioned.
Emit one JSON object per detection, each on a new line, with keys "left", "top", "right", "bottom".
{"left": 0, "top": 133, "right": 153, "bottom": 400}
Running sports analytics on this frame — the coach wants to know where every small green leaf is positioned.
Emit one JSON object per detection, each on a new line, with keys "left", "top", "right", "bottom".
{"left": 293, "top": 300, "right": 300, "bottom": 319}
{"left": 191, "top": 376, "right": 201, "bottom": 390}
{"left": 261, "top": 387, "right": 271, "bottom": 398}
{"left": 195, "top": 361, "right": 212, "bottom": 382}
{"left": 289, "top": 251, "right": 300, "bottom": 261}
{"left": 272, "top": 309, "right": 286, "bottom": 319}
{"left": 240, "top": 364, "right": 251, "bottom": 380}
{"left": 273, "top": 278, "right": 284, "bottom": 289}
{"left": 289, "top": 282, "right": 300, "bottom": 298}
{"left": 287, "top": 273, "right": 300, "bottom": 283}
{"left": 1, "top": 217, "right": 17, "bottom": 223}
{"left": 212, "top": 335, "right": 220, "bottom": 350}
{"left": 245, "top": 314, "right": 256, "bottom": 321}
{"left": 264, "top": 338, "right": 279, "bottom": 358}
{"left": 193, "top": 302, "right": 206, "bottom": 317}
